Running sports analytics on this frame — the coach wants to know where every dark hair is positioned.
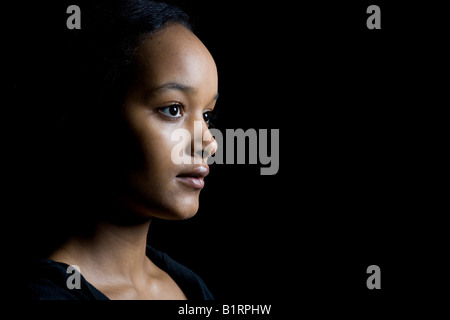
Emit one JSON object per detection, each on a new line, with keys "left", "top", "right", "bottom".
{"left": 34, "top": 0, "right": 192, "bottom": 257}
{"left": 65, "top": 0, "right": 191, "bottom": 127}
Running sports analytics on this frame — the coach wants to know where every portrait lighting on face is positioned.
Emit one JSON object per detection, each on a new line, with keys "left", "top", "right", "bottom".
{"left": 24, "top": 0, "right": 217, "bottom": 301}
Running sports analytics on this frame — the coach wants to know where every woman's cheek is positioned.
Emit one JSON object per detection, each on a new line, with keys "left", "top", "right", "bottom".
{"left": 143, "top": 124, "right": 180, "bottom": 168}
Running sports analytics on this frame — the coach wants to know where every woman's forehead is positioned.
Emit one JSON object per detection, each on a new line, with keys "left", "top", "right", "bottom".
{"left": 134, "top": 23, "right": 218, "bottom": 94}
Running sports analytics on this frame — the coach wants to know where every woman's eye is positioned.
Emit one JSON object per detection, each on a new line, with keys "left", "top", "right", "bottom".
{"left": 159, "top": 104, "right": 182, "bottom": 118}
{"left": 203, "top": 111, "right": 216, "bottom": 128}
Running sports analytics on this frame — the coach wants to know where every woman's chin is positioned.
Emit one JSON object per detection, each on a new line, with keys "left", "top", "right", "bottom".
{"left": 136, "top": 196, "right": 199, "bottom": 221}
{"left": 116, "top": 187, "right": 201, "bottom": 220}
{"left": 164, "top": 203, "right": 199, "bottom": 220}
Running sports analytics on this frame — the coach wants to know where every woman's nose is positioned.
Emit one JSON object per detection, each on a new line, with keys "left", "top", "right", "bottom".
{"left": 189, "top": 118, "right": 218, "bottom": 161}
{"left": 201, "top": 125, "right": 218, "bottom": 159}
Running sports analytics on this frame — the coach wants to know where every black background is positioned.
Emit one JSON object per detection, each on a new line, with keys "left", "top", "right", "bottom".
{"left": 3, "top": 0, "right": 446, "bottom": 315}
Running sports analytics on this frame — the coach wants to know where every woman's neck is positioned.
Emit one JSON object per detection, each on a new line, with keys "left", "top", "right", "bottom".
{"left": 49, "top": 218, "right": 152, "bottom": 287}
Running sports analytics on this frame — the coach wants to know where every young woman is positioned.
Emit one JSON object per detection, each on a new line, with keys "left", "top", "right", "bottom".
{"left": 26, "top": 0, "right": 218, "bottom": 300}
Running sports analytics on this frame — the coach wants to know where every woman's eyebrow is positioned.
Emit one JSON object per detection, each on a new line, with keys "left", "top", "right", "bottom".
{"left": 151, "top": 81, "right": 219, "bottom": 102}
{"left": 153, "top": 82, "right": 194, "bottom": 93}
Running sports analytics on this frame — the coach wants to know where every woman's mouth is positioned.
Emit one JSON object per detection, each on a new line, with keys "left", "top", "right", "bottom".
{"left": 175, "top": 165, "right": 209, "bottom": 190}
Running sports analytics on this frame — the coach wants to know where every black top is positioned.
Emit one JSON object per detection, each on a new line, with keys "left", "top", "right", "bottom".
{"left": 25, "top": 246, "right": 214, "bottom": 300}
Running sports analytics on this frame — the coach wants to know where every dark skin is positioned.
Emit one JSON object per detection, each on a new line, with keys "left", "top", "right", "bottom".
{"left": 50, "top": 24, "right": 218, "bottom": 300}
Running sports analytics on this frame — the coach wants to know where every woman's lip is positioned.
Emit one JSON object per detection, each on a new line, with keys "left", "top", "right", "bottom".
{"left": 177, "top": 165, "right": 209, "bottom": 178}
{"left": 175, "top": 176, "right": 205, "bottom": 190}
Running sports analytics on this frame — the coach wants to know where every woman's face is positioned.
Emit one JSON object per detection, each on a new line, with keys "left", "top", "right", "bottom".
{"left": 118, "top": 24, "right": 218, "bottom": 220}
